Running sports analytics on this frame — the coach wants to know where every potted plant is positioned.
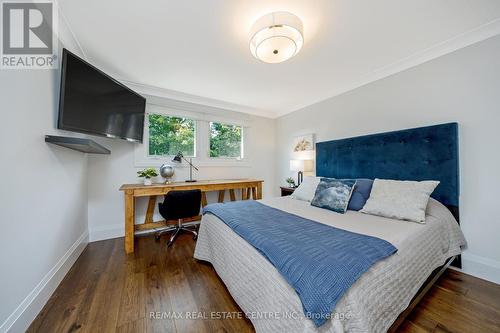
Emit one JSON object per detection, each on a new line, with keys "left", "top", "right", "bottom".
{"left": 137, "top": 168, "right": 158, "bottom": 186}
{"left": 286, "top": 177, "right": 296, "bottom": 188}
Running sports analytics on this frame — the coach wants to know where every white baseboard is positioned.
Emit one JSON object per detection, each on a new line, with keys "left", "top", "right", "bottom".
{"left": 0, "top": 231, "right": 89, "bottom": 333}
{"left": 89, "top": 224, "right": 124, "bottom": 242}
{"left": 453, "top": 252, "right": 500, "bottom": 285}
{"left": 89, "top": 221, "right": 199, "bottom": 242}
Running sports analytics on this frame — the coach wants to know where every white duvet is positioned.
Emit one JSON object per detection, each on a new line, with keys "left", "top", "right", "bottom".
{"left": 194, "top": 197, "right": 466, "bottom": 333}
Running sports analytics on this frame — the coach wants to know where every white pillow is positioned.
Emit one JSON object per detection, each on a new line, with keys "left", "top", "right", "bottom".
{"left": 290, "top": 176, "right": 320, "bottom": 202}
{"left": 360, "top": 179, "right": 439, "bottom": 223}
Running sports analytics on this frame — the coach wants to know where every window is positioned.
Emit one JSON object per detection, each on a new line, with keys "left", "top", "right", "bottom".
{"left": 209, "top": 122, "right": 243, "bottom": 158}
{"left": 148, "top": 114, "right": 195, "bottom": 156}
{"left": 135, "top": 103, "right": 249, "bottom": 167}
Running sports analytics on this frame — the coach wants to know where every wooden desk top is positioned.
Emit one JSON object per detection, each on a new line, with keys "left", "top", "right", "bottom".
{"left": 120, "top": 178, "right": 263, "bottom": 253}
{"left": 120, "top": 178, "right": 263, "bottom": 192}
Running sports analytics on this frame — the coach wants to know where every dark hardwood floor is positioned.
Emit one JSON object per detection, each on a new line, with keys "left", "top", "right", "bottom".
{"left": 28, "top": 235, "right": 500, "bottom": 333}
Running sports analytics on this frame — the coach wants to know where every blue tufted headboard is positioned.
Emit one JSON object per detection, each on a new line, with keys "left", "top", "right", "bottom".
{"left": 316, "top": 123, "right": 459, "bottom": 208}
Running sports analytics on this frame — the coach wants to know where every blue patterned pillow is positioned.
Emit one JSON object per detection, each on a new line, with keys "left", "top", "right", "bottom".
{"left": 311, "top": 178, "right": 356, "bottom": 213}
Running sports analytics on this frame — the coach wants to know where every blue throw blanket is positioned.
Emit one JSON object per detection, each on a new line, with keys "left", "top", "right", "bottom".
{"left": 202, "top": 201, "right": 397, "bottom": 327}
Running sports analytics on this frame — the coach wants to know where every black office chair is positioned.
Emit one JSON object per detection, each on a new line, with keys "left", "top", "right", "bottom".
{"left": 155, "top": 189, "right": 201, "bottom": 246}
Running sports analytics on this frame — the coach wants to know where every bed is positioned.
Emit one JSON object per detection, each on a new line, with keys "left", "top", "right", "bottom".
{"left": 193, "top": 123, "right": 466, "bottom": 333}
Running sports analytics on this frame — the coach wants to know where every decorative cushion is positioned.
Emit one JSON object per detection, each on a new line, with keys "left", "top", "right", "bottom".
{"left": 348, "top": 179, "right": 374, "bottom": 211}
{"left": 311, "top": 178, "right": 356, "bottom": 213}
{"left": 290, "top": 176, "right": 320, "bottom": 202}
{"left": 360, "top": 179, "right": 440, "bottom": 223}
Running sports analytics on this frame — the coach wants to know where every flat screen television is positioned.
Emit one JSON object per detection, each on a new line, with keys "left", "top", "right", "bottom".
{"left": 58, "top": 48, "right": 146, "bottom": 142}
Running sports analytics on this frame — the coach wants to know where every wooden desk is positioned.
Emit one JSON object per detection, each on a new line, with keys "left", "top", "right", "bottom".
{"left": 119, "top": 179, "right": 263, "bottom": 253}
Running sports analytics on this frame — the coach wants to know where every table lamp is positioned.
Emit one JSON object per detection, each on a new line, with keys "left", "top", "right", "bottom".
{"left": 290, "top": 159, "right": 313, "bottom": 186}
{"left": 172, "top": 152, "right": 199, "bottom": 182}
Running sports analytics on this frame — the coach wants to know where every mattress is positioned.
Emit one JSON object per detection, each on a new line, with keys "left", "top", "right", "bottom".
{"left": 194, "top": 196, "right": 466, "bottom": 333}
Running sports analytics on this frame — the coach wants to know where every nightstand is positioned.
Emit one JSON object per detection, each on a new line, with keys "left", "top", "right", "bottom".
{"left": 280, "top": 186, "right": 295, "bottom": 197}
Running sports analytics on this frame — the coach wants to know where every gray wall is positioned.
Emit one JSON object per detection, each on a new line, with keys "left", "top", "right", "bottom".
{"left": 275, "top": 35, "right": 500, "bottom": 283}
{"left": 0, "top": 21, "right": 90, "bottom": 332}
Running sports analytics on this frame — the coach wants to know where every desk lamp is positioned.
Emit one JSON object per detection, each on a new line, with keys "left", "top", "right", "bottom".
{"left": 172, "top": 152, "right": 199, "bottom": 182}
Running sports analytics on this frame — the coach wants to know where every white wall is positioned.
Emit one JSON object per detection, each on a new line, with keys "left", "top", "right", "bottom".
{"left": 0, "top": 23, "right": 276, "bottom": 329}
{"left": 87, "top": 99, "right": 276, "bottom": 241}
{"left": 275, "top": 35, "right": 500, "bottom": 284}
{"left": 1, "top": 14, "right": 498, "bottom": 333}
{"left": 0, "top": 17, "right": 90, "bottom": 333}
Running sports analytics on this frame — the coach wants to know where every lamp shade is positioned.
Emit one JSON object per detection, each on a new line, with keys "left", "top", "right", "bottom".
{"left": 172, "top": 152, "right": 183, "bottom": 163}
{"left": 250, "top": 12, "right": 304, "bottom": 64}
{"left": 292, "top": 150, "right": 315, "bottom": 160}
{"left": 290, "top": 159, "right": 313, "bottom": 172}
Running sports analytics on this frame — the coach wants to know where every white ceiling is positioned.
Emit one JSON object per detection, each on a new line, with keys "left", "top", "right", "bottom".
{"left": 59, "top": 0, "right": 500, "bottom": 118}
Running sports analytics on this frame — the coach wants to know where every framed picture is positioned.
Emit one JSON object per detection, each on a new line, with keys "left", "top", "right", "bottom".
{"left": 292, "top": 134, "right": 314, "bottom": 153}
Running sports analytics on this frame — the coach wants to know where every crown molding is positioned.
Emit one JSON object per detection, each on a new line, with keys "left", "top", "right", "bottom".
{"left": 275, "top": 18, "right": 500, "bottom": 118}
{"left": 119, "top": 80, "right": 277, "bottom": 119}
{"left": 54, "top": 0, "right": 89, "bottom": 60}
{"left": 123, "top": 17, "right": 500, "bottom": 119}
{"left": 57, "top": 4, "right": 500, "bottom": 120}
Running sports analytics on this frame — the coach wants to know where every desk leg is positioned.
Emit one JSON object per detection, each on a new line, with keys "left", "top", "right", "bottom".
{"left": 251, "top": 187, "right": 257, "bottom": 200}
{"left": 124, "top": 191, "right": 135, "bottom": 254}
{"left": 201, "top": 192, "right": 208, "bottom": 207}
{"left": 242, "top": 188, "right": 247, "bottom": 200}
{"left": 257, "top": 182, "right": 263, "bottom": 200}
{"left": 229, "top": 189, "right": 236, "bottom": 201}
{"left": 218, "top": 190, "right": 225, "bottom": 203}
{"left": 144, "top": 196, "right": 156, "bottom": 224}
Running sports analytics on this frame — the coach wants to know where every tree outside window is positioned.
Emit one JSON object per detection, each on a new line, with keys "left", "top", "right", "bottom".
{"left": 148, "top": 114, "right": 195, "bottom": 156}
{"left": 209, "top": 122, "right": 243, "bottom": 158}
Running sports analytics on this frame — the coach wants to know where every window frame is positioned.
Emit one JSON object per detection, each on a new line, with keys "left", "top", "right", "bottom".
{"left": 146, "top": 112, "right": 197, "bottom": 158}
{"left": 134, "top": 103, "right": 250, "bottom": 168}
{"left": 208, "top": 121, "right": 245, "bottom": 160}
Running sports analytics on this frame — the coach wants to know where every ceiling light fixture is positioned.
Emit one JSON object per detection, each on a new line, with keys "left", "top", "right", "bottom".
{"left": 250, "top": 11, "right": 303, "bottom": 64}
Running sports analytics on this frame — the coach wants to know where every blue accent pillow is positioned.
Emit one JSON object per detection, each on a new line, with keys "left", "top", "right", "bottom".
{"left": 311, "top": 178, "right": 356, "bottom": 213}
{"left": 348, "top": 179, "right": 374, "bottom": 211}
